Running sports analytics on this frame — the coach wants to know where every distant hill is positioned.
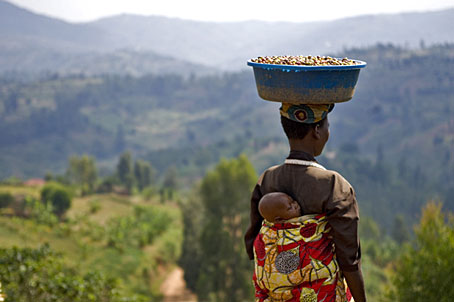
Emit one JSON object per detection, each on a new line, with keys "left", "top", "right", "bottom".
{"left": 0, "top": 1, "right": 215, "bottom": 77}
{"left": 1, "top": 0, "right": 454, "bottom": 74}
{"left": 0, "top": 48, "right": 217, "bottom": 78}
{"left": 0, "top": 0, "right": 115, "bottom": 52}
{"left": 91, "top": 9, "right": 454, "bottom": 70}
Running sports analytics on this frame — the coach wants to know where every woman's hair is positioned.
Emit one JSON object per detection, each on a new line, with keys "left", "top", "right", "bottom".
{"left": 280, "top": 116, "right": 326, "bottom": 140}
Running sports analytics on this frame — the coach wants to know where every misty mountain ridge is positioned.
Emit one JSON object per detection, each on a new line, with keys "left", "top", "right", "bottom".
{"left": 1, "top": 0, "right": 454, "bottom": 75}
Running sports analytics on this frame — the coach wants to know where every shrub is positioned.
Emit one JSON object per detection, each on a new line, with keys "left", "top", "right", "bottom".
{"left": 389, "top": 202, "right": 454, "bottom": 301}
{"left": 0, "top": 244, "right": 147, "bottom": 302}
{"left": 40, "top": 183, "right": 72, "bottom": 218}
{"left": 142, "top": 186, "right": 157, "bottom": 201}
{"left": 25, "top": 196, "right": 58, "bottom": 226}
{"left": 89, "top": 200, "right": 101, "bottom": 214}
{"left": 106, "top": 205, "right": 170, "bottom": 250}
{"left": 0, "top": 192, "right": 14, "bottom": 208}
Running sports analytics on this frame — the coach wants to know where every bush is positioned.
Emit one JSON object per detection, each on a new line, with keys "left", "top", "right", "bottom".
{"left": 0, "top": 244, "right": 147, "bottom": 302}
{"left": 25, "top": 196, "right": 58, "bottom": 226}
{"left": 0, "top": 192, "right": 14, "bottom": 208}
{"left": 89, "top": 200, "right": 101, "bottom": 214}
{"left": 1, "top": 177, "right": 22, "bottom": 186}
{"left": 96, "top": 177, "right": 115, "bottom": 193}
{"left": 106, "top": 205, "right": 170, "bottom": 250}
{"left": 142, "top": 186, "right": 157, "bottom": 201}
{"left": 389, "top": 202, "right": 454, "bottom": 301}
{"left": 40, "top": 183, "right": 72, "bottom": 218}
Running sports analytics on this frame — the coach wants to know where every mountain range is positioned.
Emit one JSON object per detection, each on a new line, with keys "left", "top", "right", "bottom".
{"left": 1, "top": 0, "right": 454, "bottom": 74}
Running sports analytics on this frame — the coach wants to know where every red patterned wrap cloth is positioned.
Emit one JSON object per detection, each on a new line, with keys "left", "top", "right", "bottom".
{"left": 253, "top": 214, "right": 354, "bottom": 302}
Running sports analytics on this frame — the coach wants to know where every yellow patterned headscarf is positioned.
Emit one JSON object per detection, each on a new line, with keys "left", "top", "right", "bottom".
{"left": 280, "top": 103, "right": 334, "bottom": 124}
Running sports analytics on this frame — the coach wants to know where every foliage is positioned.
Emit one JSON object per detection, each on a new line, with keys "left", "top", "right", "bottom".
{"left": 0, "top": 244, "right": 147, "bottom": 302}
{"left": 0, "top": 192, "right": 14, "bottom": 208}
{"left": 141, "top": 186, "right": 158, "bottom": 201}
{"left": 0, "top": 189, "right": 184, "bottom": 301}
{"left": 117, "top": 151, "right": 134, "bottom": 194}
{"left": 96, "top": 175, "right": 117, "bottom": 193}
{"left": 162, "top": 166, "right": 177, "bottom": 189}
{"left": 178, "top": 192, "right": 204, "bottom": 291}
{"left": 358, "top": 216, "right": 399, "bottom": 301}
{"left": 180, "top": 155, "right": 257, "bottom": 302}
{"left": 25, "top": 196, "right": 58, "bottom": 226}
{"left": 0, "top": 177, "right": 23, "bottom": 186}
{"left": 89, "top": 199, "right": 101, "bottom": 214}
{"left": 66, "top": 155, "right": 98, "bottom": 195}
{"left": 114, "top": 152, "right": 156, "bottom": 194}
{"left": 391, "top": 215, "right": 410, "bottom": 244}
{"left": 162, "top": 166, "right": 178, "bottom": 200}
{"left": 134, "top": 160, "right": 154, "bottom": 192}
{"left": 40, "top": 182, "right": 72, "bottom": 218}
{"left": 105, "top": 205, "right": 170, "bottom": 250}
{"left": 388, "top": 202, "right": 454, "bottom": 301}
{"left": 319, "top": 146, "right": 437, "bottom": 229}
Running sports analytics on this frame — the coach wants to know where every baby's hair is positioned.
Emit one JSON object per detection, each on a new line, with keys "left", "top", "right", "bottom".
{"left": 258, "top": 192, "right": 295, "bottom": 222}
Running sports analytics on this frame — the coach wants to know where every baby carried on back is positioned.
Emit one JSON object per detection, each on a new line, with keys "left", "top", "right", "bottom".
{"left": 253, "top": 192, "right": 353, "bottom": 302}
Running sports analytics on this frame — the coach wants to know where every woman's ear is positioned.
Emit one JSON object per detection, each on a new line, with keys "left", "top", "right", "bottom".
{"left": 313, "top": 124, "right": 321, "bottom": 140}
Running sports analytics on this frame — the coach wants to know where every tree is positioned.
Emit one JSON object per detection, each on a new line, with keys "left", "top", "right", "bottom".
{"left": 163, "top": 166, "right": 177, "bottom": 190}
{"left": 181, "top": 155, "right": 256, "bottom": 302}
{"left": 66, "top": 155, "right": 98, "bottom": 194}
{"left": 117, "top": 151, "right": 134, "bottom": 194}
{"left": 134, "top": 160, "right": 154, "bottom": 192}
{"left": 40, "top": 182, "right": 72, "bottom": 218}
{"left": 162, "top": 166, "right": 178, "bottom": 200}
{"left": 179, "top": 192, "right": 204, "bottom": 291}
{"left": 389, "top": 201, "right": 454, "bottom": 301}
{"left": 391, "top": 215, "right": 410, "bottom": 244}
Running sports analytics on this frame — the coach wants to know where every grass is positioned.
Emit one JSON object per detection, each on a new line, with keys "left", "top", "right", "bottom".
{"left": 0, "top": 184, "right": 41, "bottom": 198}
{"left": 67, "top": 193, "right": 134, "bottom": 225}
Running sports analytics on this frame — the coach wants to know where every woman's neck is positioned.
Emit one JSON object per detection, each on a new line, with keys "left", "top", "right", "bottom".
{"left": 288, "top": 139, "right": 316, "bottom": 156}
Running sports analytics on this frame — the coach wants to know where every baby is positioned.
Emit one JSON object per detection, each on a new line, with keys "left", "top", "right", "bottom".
{"left": 254, "top": 192, "right": 353, "bottom": 301}
{"left": 258, "top": 192, "right": 301, "bottom": 223}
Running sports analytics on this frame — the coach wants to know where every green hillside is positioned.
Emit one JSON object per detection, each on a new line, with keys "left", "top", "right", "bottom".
{"left": 0, "top": 185, "right": 182, "bottom": 300}
{"left": 1, "top": 43, "right": 453, "bottom": 227}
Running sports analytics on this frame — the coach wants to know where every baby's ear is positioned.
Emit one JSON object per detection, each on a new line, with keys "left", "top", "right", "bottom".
{"left": 274, "top": 216, "right": 285, "bottom": 223}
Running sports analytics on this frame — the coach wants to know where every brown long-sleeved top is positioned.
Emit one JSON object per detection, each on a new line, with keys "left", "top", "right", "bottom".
{"left": 244, "top": 150, "right": 361, "bottom": 272}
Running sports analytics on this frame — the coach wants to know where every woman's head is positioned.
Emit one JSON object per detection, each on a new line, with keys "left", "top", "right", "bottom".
{"left": 258, "top": 192, "right": 301, "bottom": 223}
{"left": 281, "top": 115, "right": 326, "bottom": 140}
{"left": 279, "top": 103, "right": 332, "bottom": 156}
{"left": 281, "top": 116, "right": 330, "bottom": 156}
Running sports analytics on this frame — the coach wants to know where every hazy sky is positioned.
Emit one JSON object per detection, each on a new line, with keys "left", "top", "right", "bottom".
{"left": 7, "top": 0, "right": 454, "bottom": 23}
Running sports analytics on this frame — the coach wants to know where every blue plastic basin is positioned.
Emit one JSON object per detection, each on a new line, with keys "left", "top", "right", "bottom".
{"left": 247, "top": 59, "right": 367, "bottom": 104}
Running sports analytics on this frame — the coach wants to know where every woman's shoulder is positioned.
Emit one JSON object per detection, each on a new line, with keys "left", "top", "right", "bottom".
{"left": 306, "top": 167, "right": 355, "bottom": 197}
{"left": 257, "top": 164, "right": 283, "bottom": 185}
{"left": 311, "top": 166, "right": 352, "bottom": 184}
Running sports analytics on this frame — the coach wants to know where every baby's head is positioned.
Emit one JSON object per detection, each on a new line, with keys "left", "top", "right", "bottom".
{"left": 258, "top": 192, "right": 301, "bottom": 223}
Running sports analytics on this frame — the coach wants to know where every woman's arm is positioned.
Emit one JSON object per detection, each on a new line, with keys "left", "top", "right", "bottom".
{"left": 244, "top": 183, "right": 264, "bottom": 260}
{"left": 343, "top": 269, "right": 367, "bottom": 302}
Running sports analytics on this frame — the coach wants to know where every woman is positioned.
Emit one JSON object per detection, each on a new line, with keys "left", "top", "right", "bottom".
{"left": 244, "top": 103, "right": 366, "bottom": 302}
